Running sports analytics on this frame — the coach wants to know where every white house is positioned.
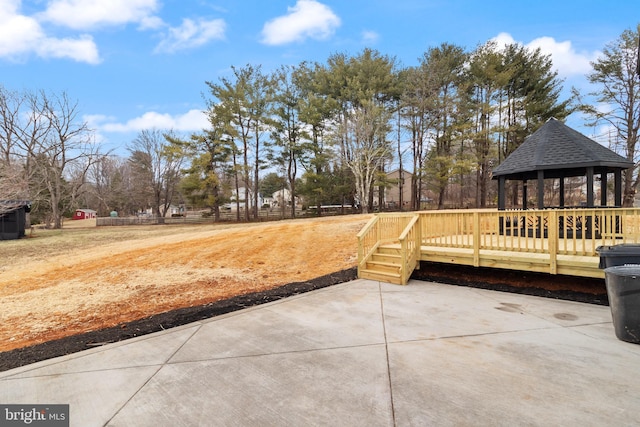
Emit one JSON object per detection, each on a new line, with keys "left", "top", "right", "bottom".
{"left": 225, "top": 187, "right": 265, "bottom": 210}
{"left": 271, "top": 188, "right": 300, "bottom": 207}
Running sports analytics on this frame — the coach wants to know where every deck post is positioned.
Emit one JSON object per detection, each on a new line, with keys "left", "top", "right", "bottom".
{"left": 548, "top": 210, "right": 558, "bottom": 274}
{"left": 415, "top": 214, "right": 422, "bottom": 270}
{"left": 473, "top": 212, "right": 480, "bottom": 267}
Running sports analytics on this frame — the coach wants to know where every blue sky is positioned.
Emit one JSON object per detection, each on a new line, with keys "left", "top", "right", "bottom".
{"left": 1, "top": 0, "right": 637, "bottom": 155}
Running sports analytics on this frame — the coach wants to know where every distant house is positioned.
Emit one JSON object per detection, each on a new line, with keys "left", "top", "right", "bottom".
{"left": 271, "top": 188, "right": 300, "bottom": 207}
{"left": 73, "top": 209, "right": 97, "bottom": 220}
{"left": 384, "top": 169, "right": 413, "bottom": 209}
{"left": 225, "top": 187, "right": 264, "bottom": 210}
{"left": 368, "top": 169, "right": 414, "bottom": 210}
{"left": 138, "top": 205, "right": 183, "bottom": 217}
{"left": 0, "top": 200, "right": 31, "bottom": 240}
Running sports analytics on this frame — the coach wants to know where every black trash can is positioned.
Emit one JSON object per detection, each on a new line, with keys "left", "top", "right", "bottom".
{"left": 603, "top": 265, "right": 640, "bottom": 344}
{"left": 596, "top": 244, "right": 640, "bottom": 269}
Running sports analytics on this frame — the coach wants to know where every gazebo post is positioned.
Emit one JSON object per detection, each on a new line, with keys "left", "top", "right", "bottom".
{"left": 615, "top": 169, "right": 623, "bottom": 206}
{"left": 600, "top": 171, "right": 608, "bottom": 207}
{"left": 523, "top": 180, "right": 528, "bottom": 210}
{"left": 537, "top": 170, "right": 545, "bottom": 209}
{"left": 498, "top": 177, "right": 506, "bottom": 210}
{"left": 559, "top": 176, "right": 565, "bottom": 207}
{"left": 586, "top": 167, "right": 595, "bottom": 207}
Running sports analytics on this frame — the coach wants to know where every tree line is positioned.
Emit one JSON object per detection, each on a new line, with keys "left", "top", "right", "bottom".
{"left": 1, "top": 27, "right": 639, "bottom": 227}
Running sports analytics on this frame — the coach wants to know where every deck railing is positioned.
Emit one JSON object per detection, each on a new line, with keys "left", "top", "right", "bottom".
{"left": 420, "top": 208, "right": 640, "bottom": 256}
{"left": 358, "top": 208, "right": 640, "bottom": 282}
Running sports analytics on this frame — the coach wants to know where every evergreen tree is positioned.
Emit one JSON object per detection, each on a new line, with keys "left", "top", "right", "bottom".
{"left": 317, "top": 49, "right": 399, "bottom": 213}
{"left": 419, "top": 43, "right": 469, "bottom": 209}
{"left": 205, "top": 65, "right": 271, "bottom": 221}
{"left": 269, "top": 65, "right": 309, "bottom": 218}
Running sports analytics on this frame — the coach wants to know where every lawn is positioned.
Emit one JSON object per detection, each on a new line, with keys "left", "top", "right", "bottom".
{"left": 0, "top": 214, "right": 371, "bottom": 352}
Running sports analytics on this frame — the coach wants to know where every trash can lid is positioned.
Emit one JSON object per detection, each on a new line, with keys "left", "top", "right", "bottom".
{"left": 604, "top": 264, "right": 640, "bottom": 276}
{"left": 596, "top": 244, "right": 640, "bottom": 255}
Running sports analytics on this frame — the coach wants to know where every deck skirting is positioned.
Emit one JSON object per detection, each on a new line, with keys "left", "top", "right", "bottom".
{"left": 420, "top": 246, "right": 600, "bottom": 278}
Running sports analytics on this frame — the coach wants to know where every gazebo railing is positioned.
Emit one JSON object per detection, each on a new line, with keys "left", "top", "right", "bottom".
{"left": 421, "top": 208, "right": 640, "bottom": 255}
{"left": 417, "top": 207, "right": 640, "bottom": 277}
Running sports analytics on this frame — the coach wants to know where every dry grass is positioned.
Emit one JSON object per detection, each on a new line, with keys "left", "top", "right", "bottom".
{"left": 0, "top": 214, "right": 372, "bottom": 351}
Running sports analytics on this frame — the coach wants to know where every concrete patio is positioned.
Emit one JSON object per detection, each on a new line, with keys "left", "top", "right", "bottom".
{"left": 1, "top": 279, "right": 639, "bottom": 426}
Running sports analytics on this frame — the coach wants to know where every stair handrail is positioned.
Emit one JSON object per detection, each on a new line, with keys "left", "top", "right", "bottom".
{"left": 357, "top": 215, "right": 380, "bottom": 273}
{"left": 398, "top": 214, "right": 420, "bottom": 285}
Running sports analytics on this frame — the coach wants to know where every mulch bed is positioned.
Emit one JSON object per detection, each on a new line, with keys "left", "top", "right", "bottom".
{"left": 0, "top": 269, "right": 357, "bottom": 373}
{"left": 411, "top": 261, "right": 608, "bottom": 305}
{"left": 0, "top": 264, "right": 609, "bottom": 372}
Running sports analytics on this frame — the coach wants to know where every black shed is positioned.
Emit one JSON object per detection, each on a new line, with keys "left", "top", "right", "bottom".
{"left": 492, "top": 118, "right": 633, "bottom": 210}
{"left": 0, "top": 201, "right": 31, "bottom": 240}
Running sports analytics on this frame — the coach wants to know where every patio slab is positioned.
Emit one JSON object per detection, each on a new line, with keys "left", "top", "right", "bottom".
{"left": 1, "top": 279, "right": 639, "bottom": 426}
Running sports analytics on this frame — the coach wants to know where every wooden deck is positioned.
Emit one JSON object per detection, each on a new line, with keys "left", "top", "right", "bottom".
{"left": 357, "top": 208, "right": 640, "bottom": 285}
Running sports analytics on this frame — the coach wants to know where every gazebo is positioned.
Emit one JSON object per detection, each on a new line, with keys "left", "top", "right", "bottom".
{"left": 492, "top": 118, "right": 633, "bottom": 210}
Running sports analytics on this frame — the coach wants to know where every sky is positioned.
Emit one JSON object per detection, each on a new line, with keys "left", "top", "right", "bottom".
{"left": 0, "top": 0, "right": 638, "bottom": 156}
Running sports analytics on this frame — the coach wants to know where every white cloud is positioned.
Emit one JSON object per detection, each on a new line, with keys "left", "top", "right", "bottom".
{"left": 95, "top": 110, "right": 209, "bottom": 133}
{"left": 527, "top": 36, "right": 597, "bottom": 76}
{"left": 0, "top": 0, "right": 224, "bottom": 62}
{"left": 154, "top": 18, "right": 226, "bottom": 53}
{"left": 39, "top": 0, "right": 161, "bottom": 30}
{"left": 361, "top": 30, "right": 379, "bottom": 44}
{"left": 0, "top": 1, "right": 99, "bottom": 63}
{"left": 138, "top": 15, "right": 164, "bottom": 31}
{"left": 36, "top": 34, "right": 100, "bottom": 63}
{"left": 491, "top": 32, "right": 598, "bottom": 77}
{"left": 84, "top": 114, "right": 113, "bottom": 129}
{"left": 261, "top": 0, "right": 341, "bottom": 45}
{"left": 0, "top": 6, "right": 41, "bottom": 57}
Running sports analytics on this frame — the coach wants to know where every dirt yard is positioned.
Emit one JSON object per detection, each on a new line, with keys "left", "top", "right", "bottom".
{"left": 0, "top": 215, "right": 372, "bottom": 353}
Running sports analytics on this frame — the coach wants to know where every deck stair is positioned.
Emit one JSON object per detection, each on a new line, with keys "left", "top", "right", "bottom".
{"left": 359, "top": 244, "right": 404, "bottom": 285}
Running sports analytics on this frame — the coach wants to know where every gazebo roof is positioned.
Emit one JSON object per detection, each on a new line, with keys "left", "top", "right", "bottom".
{"left": 492, "top": 118, "right": 633, "bottom": 179}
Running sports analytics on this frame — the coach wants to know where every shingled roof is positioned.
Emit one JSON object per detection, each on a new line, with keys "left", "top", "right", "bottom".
{"left": 492, "top": 118, "right": 633, "bottom": 179}
{"left": 0, "top": 200, "right": 31, "bottom": 213}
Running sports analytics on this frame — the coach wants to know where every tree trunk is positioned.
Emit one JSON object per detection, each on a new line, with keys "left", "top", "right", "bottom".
{"left": 232, "top": 150, "right": 241, "bottom": 221}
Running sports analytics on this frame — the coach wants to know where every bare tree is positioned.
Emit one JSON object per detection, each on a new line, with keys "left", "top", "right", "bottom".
{"left": 128, "top": 129, "right": 185, "bottom": 217}
{"left": 0, "top": 86, "right": 24, "bottom": 164}
{"left": 0, "top": 161, "right": 29, "bottom": 214}
{"left": 0, "top": 87, "right": 32, "bottom": 212}
{"left": 35, "top": 91, "right": 100, "bottom": 228}
{"left": 585, "top": 27, "right": 640, "bottom": 206}
{"left": 86, "top": 155, "right": 131, "bottom": 215}
{"left": 0, "top": 89, "right": 101, "bottom": 227}
{"left": 340, "top": 102, "right": 393, "bottom": 214}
